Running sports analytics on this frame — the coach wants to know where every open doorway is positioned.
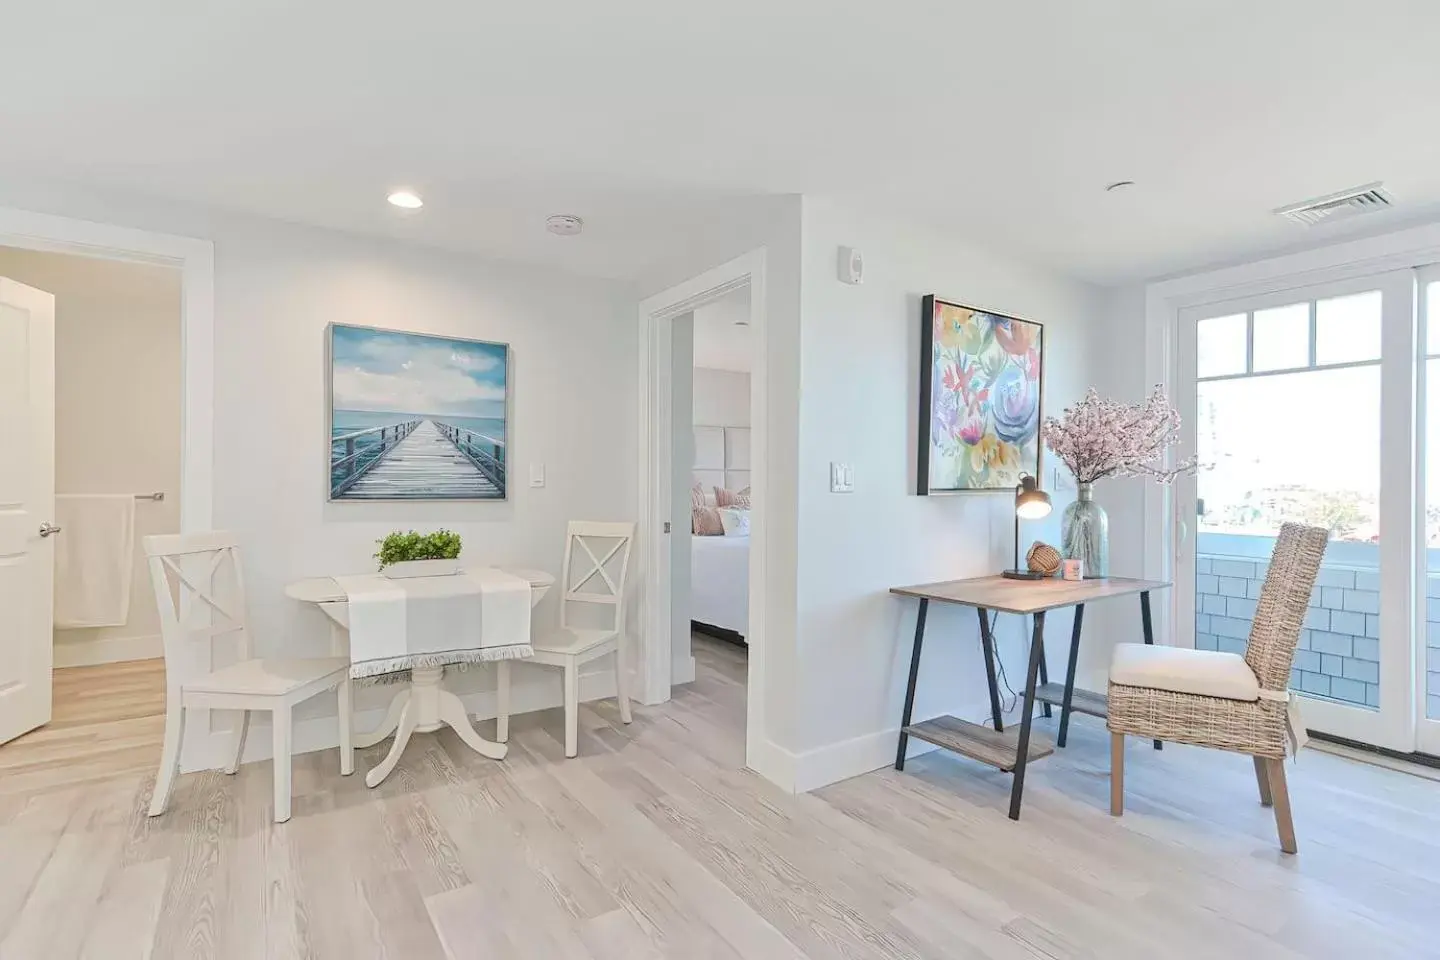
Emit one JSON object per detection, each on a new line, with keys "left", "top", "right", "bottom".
{"left": 0, "top": 247, "right": 181, "bottom": 792}
{"left": 673, "top": 287, "right": 752, "bottom": 734}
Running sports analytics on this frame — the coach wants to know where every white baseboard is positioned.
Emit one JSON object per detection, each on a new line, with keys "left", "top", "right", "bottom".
{"left": 53, "top": 632, "right": 163, "bottom": 667}
{"left": 181, "top": 664, "right": 624, "bottom": 773}
{"left": 789, "top": 700, "right": 1025, "bottom": 793}
{"left": 746, "top": 736, "right": 798, "bottom": 793}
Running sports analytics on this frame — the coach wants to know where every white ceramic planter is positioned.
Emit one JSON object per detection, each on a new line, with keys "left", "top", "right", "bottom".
{"left": 382, "top": 558, "right": 461, "bottom": 579}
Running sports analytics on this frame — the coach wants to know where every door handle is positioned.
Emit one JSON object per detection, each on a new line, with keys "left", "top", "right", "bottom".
{"left": 38, "top": 522, "right": 61, "bottom": 538}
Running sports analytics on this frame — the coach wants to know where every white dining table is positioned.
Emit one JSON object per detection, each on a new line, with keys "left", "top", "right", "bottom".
{"left": 285, "top": 567, "right": 554, "bottom": 787}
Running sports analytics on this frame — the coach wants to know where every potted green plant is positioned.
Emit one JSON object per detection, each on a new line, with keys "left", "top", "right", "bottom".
{"left": 374, "top": 529, "right": 463, "bottom": 579}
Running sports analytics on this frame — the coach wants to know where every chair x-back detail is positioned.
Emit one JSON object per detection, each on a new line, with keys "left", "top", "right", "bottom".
{"left": 496, "top": 521, "right": 636, "bottom": 757}
{"left": 145, "top": 531, "right": 354, "bottom": 823}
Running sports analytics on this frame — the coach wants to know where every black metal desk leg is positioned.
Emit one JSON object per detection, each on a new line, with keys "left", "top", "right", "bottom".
{"left": 1036, "top": 615, "right": 1052, "bottom": 719}
{"left": 1008, "top": 611, "right": 1046, "bottom": 821}
{"left": 896, "top": 599, "right": 929, "bottom": 770}
{"left": 1057, "top": 603, "right": 1085, "bottom": 748}
{"left": 1140, "top": 591, "right": 1162, "bottom": 751}
{"left": 977, "top": 607, "right": 1004, "bottom": 731}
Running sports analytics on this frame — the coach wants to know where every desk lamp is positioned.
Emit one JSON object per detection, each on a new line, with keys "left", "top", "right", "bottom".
{"left": 1002, "top": 474, "right": 1052, "bottom": 580}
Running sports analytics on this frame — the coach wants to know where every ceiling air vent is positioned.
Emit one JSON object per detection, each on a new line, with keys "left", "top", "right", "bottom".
{"left": 1274, "top": 182, "right": 1393, "bottom": 226}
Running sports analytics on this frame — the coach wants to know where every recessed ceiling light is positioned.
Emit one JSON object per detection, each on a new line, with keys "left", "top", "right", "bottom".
{"left": 387, "top": 190, "right": 424, "bottom": 209}
{"left": 546, "top": 215, "right": 584, "bottom": 236}
{"left": 1105, "top": 180, "right": 1136, "bottom": 193}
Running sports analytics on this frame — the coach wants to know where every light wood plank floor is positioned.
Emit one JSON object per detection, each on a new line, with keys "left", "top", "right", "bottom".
{"left": 0, "top": 658, "right": 165, "bottom": 798}
{"left": 1, "top": 638, "right": 1437, "bottom": 958}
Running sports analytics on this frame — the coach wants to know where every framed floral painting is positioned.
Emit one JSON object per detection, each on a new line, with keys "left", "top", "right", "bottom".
{"left": 917, "top": 296, "right": 1043, "bottom": 494}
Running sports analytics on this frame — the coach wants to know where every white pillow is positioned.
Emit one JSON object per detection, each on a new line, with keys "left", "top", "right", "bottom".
{"left": 719, "top": 507, "right": 751, "bottom": 537}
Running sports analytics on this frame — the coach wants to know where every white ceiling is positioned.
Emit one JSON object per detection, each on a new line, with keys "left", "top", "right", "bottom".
{"left": 6, "top": 1, "right": 1440, "bottom": 285}
{"left": 693, "top": 287, "right": 752, "bottom": 373}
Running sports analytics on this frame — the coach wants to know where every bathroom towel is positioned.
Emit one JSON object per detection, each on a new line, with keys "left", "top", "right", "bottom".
{"left": 54, "top": 494, "right": 136, "bottom": 628}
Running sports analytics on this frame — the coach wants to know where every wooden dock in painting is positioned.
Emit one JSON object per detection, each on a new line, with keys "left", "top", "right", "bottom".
{"left": 331, "top": 419, "right": 505, "bottom": 499}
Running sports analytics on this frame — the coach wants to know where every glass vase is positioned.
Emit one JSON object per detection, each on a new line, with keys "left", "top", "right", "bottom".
{"left": 1062, "top": 482, "right": 1109, "bottom": 578}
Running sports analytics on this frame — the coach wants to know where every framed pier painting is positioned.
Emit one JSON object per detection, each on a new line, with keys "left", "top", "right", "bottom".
{"left": 917, "top": 295, "right": 1043, "bottom": 495}
{"left": 327, "top": 323, "right": 510, "bottom": 501}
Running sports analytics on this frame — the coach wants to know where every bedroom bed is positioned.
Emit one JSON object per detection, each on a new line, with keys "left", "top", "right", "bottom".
{"left": 691, "top": 534, "right": 749, "bottom": 639}
{"left": 691, "top": 423, "right": 750, "bottom": 643}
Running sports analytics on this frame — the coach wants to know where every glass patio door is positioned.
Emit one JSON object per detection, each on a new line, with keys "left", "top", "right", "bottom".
{"left": 1173, "top": 271, "right": 1418, "bottom": 752}
{"left": 1416, "top": 268, "right": 1440, "bottom": 755}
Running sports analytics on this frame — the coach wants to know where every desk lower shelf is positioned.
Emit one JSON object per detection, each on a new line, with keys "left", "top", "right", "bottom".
{"left": 904, "top": 716, "right": 1054, "bottom": 772}
{"left": 1033, "top": 683, "right": 1108, "bottom": 718}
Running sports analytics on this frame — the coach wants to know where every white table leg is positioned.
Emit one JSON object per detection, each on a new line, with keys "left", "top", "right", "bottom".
{"left": 354, "top": 687, "right": 409, "bottom": 749}
{"left": 438, "top": 688, "right": 507, "bottom": 760}
{"left": 365, "top": 693, "right": 417, "bottom": 788}
{"left": 496, "top": 660, "right": 510, "bottom": 743}
{"left": 362, "top": 666, "right": 508, "bottom": 786}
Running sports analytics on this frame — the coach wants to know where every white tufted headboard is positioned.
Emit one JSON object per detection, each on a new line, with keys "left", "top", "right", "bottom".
{"left": 693, "top": 425, "right": 750, "bottom": 495}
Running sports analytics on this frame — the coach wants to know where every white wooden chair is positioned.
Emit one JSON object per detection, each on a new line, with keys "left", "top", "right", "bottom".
{"left": 144, "top": 531, "right": 354, "bottom": 823}
{"left": 496, "top": 521, "right": 635, "bottom": 757}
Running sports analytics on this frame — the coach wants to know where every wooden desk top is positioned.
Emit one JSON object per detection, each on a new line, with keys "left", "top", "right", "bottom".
{"left": 890, "top": 575, "right": 1170, "bottom": 615}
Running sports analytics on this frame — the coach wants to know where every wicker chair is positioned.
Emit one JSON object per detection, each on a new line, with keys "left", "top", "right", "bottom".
{"left": 1107, "top": 522, "right": 1329, "bottom": 854}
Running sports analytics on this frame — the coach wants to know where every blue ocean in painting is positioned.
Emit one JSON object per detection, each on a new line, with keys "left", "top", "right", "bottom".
{"left": 328, "top": 324, "right": 510, "bottom": 500}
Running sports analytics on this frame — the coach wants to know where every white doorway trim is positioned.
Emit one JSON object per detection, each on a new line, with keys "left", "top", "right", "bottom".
{"left": 0, "top": 205, "right": 216, "bottom": 770}
{"left": 637, "top": 248, "right": 769, "bottom": 770}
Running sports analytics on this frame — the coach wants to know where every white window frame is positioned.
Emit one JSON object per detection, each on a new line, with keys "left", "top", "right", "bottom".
{"left": 1147, "top": 220, "right": 1440, "bottom": 755}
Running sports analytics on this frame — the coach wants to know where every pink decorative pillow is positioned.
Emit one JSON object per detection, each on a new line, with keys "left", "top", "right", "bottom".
{"left": 691, "top": 482, "right": 707, "bottom": 509}
{"left": 692, "top": 505, "right": 724, "bottom": 536}
{"left": 715, "top": 485, "right": 752, "bottom": 509}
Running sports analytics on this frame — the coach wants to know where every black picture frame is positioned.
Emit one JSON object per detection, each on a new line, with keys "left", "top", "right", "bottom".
{"left": 917, "top": 295, "right": 1045, "bottom": 495}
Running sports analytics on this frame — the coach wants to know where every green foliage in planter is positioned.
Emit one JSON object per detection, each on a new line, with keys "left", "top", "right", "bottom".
{"left": 374, "top": 529, "right": 463, "bottom": 569}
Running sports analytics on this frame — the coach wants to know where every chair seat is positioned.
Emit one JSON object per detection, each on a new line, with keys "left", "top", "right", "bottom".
{"left": 531, "top": 627, "right": 618, "bottom": 656}
{"left": 1109, "top": 643, "right": 1260, "bottom": 702}
{"left": 184, "top": 657, "right": 349, "bottom": 697}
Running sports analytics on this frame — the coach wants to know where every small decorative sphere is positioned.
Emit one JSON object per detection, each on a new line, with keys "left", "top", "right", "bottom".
{"left": 1026, "top": 541, "right": 1062, "bottom": 576}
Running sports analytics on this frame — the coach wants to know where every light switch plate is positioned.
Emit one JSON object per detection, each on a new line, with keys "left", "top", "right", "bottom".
{"left": 830, "top": 462, "right": 855, "bottom": 493}
{"left": 529, "top": 463, "right": 545, "bottom": 488}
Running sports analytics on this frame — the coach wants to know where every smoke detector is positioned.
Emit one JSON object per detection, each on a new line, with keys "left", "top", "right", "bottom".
{"left": 546, "top": 215, "right": 584, "bottom": 236}
{"left": 1274, "top": 182, "right": 1393, "bottom": 226}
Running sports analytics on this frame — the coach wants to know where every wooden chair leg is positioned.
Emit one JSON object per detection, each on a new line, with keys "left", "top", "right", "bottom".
{"left": 615, "top": 649, "right": 633, "bottom": 724}
{"left": 495, "top": 660, "right": 510, "bottom": 743}
{"left": 1264, "top": 758, "right": 1297, "bottom": 854}
{"left": 148, "top": 697, "right": 187, "bottom": 817}
{"left": 1253, "top": 756, "right": 1273, "bottom": 807}
{"left": 224, "top": 709, "right": 250, "bottom": 775}
{"left": 1110, "top": 732, "right": 1125, "bottom": 816}
{"left": 563, "top": 660, "right": 579, "bottom": 758}
{"left": 338, "top": 678, "right": 354, "bottom": 777}
{"left": 272, "top": 707, "right": 293, "bottom": 824}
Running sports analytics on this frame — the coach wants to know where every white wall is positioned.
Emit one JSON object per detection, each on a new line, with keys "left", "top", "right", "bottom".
{"left": 0, "top": 247, "right": 182, "bottom": 667}
{"left": 207, "top": 220, "right": 635, "bottom": 765}
{"left": 789, "top": 197, "right": 1104, "bottom": 788}
{"left": 693, "top": 367, "right": 750, "bottom": 428}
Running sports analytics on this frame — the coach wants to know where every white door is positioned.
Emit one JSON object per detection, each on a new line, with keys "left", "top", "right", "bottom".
{"left": 1173, "top": 271, "right": 1418, "bottom": 751}
{"left": 0, "top": 278, "right": 56, "bottom": 746}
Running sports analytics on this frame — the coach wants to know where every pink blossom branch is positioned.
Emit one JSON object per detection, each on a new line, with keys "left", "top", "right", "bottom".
{"left": 1041, "top": 385, "right": 1197, "bottom": 485}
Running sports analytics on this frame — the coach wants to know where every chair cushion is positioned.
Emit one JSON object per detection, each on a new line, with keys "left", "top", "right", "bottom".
{"left": 531, "top": 627, "right": 617, "bottom": 656}
{"left": 185, "top": 657, "right": 349, "bottom": 697}
{"left": 1109, "top": 643, "right": 1260, "bottom": 702}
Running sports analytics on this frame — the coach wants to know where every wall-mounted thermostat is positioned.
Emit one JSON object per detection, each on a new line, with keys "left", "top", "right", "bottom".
{"left": 838, "top": 246, "right": 864, "bottom": 284}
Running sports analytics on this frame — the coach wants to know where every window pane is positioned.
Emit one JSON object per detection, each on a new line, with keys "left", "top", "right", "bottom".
{"left": 1197, "top": 365, "right": 1376, "bottom": 710}
{"left": 1426, "top": 285, "right": 1440, "bottom": 718}
{"left": 1197, "top": 313, "right": 1247, "bottom": 378}
{"left": 1252, "top": 302, "right": 1309, "bottom": 372}
{"left": 1315, "top": 290, "right": 1381, "bottom": 365}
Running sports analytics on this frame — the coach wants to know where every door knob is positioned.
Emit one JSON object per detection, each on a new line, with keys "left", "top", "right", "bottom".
{"left": 38, "top": 522, "right": 61, "bottom": 538}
